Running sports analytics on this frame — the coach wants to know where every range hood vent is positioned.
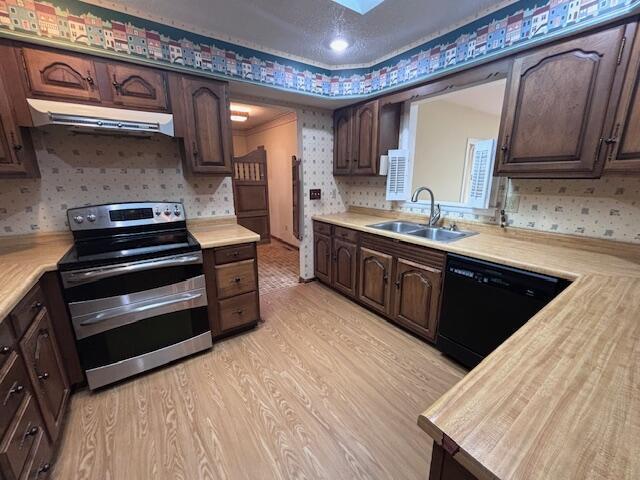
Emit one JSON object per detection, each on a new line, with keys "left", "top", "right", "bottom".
{"left": 27, "top": 99, "right": 174, "bottom": 137}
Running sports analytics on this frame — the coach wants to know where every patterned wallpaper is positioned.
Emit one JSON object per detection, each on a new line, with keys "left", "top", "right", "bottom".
{"left": 343, "top": 176, "right": 640, "bottom": 244}
{"left": 0, "top": 127, "right": 234, "bottom": 235}
{"left": 0, "top": 0, "right": 638, "bottom": 98}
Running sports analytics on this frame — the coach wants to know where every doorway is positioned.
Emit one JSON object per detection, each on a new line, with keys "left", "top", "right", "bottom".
{"left": 230, "top": 100, "right": 301, "bottom": 292}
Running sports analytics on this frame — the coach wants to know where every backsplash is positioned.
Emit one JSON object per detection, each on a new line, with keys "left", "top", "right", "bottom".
{"left": 343, "top": 176, "right": 640, "bottom": 244}
{"left": 0, "top": 128, "right": 234, "bottom": 236}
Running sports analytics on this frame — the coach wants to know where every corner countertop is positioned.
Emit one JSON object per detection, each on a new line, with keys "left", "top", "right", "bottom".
{"left": 313, "top": 211, "right": 640, "bottom": 480}
{"left": 0, "top": 221, "right": 259, "bottom": 321}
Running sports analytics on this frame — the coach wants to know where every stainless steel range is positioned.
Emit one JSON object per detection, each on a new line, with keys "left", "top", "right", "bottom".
{"left": 58, "top": 202, "right": 212, "bottom": 390}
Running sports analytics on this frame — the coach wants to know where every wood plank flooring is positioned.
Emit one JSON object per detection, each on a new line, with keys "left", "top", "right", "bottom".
{"left": 52, "top": 282, "right": 465, "bottom": 480}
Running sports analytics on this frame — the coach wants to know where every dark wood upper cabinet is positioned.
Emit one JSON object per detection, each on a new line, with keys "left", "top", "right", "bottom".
{"left": 332, "top": 238, "right": 357, "bottom": 298}
{"left": 333, "top": 107, "right": 352, "bottom": 175}
{"left": 605, "top": 25, "right": 640, "bottom": 174}
{"left": 180, "top": 76, "right": 233, "bottom": 175}
{"left": 314, "top": 233, "right": 332, "bottom": 284}
{"left": 358, "top": 247, "right": 392, "bottom": 315}
{"left": 495, "top": 25, "right": 627, "bottom": 178}
{"left": 0, "top": 55, "right": 38, "bottom": 179}
{"left": 20, "top": 47, "right": 101, "bottom": 102}
{"left": 107, "top": 63, "right": 168, "bottom": 111}
{"left": 19, "top": 308, "right": 70, "bottom": 443}
{"left": 333, "top": 99, "right": 400, "bottom": 176}
{"left": 393, "top": 258, "right": 442, "bottom": 342}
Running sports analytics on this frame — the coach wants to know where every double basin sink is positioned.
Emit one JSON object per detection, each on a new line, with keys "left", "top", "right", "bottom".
{"left": 367, "top": 221, "right": 476, "bottom": 243}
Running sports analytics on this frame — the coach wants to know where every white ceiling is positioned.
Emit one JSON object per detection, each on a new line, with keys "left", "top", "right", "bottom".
{"left": 92, "top": 0, "right": 514, "bottom": 67}
{"left": 230, "top": 101, "right": 293, "bottom": 131}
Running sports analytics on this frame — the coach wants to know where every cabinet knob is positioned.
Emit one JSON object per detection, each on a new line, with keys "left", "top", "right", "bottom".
{"left": 38, "top": 463, "right": 51, "bottom": 474}
{"left": 232, "top": 251, "right": 239, "bottom": 257}
{"left": 38, "top": 372, "right": 49, "bottom": 381}
{"left": 233, "top": 277, "right": 241, "bottom": 283}
{"left": 10, "top": 384, "right": 24, "bottom": 396}
{"left": 0, "top": 345, "right": 10, "bottom": 354}
{"left": 25, "top": 425, "right": 39, "bottom": 437}
{"left": 192, "top": 141, "right": 199, "bottom": 158}
{"left": 395, "top": 280, "right": 400, "bottom": 289}
{"left": 234, "top": 309, "right": 244, "bottom": 315}
{"left": 86, "top": 71, "right": 95, "bottom": 86}
{"left": 32, "top": 301, "right": 43, "bottom": 310}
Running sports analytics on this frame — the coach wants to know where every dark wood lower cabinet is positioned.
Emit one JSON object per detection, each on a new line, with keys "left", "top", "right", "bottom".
{"left": 429, "top": 443, "right": 479, "bottom": 480}
{"left": 332, "top": 238, "right": 357, "bottom": 297}
{"left": 358, "top": 247, "right": 393, "bottom": 315}
{"left": 314, "top": 233, "right": 332, "bottom": 284}
{"left": 393, "top": 259, "right": 442, "bottom": 342}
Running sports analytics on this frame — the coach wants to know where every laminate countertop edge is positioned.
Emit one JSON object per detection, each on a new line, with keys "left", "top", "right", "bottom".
{"left": 0, "top": 223, "right": 259, "bottom": 320}
{"left": 313, "top": 212, "right": 640, "bottom": 480}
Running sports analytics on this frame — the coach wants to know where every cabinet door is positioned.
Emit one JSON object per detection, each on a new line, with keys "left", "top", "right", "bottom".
{"left": 606, "top": 26, "right": 640, "bottom": 173}
{"left": 332, "top": 239, "right": 357, "bottom": 298}
{"left": 107, "top": 63, "right": 168, "bottom": 111}
{"left": 181, "top": 77, "right": 233, "bottom": 174}
{"left": 333, "top": 107, "right": 352, "bottom": 175}
{"left": 20, "top": 48, "right": 101, "bottom": 102}
{"left": 495, "top": 26, "right": 625, "bottom": 178}
{"left": 352, "top": 100, "right": 380, "bottom": 175}
{"left": 0, "top": 68, "right": 38, "bottom": 178}
{"left": 19, "top": 308, "right": 70, "bottom": 443}
{"left": 393, "top": 258, "right": 442, "bottom": 342}
{"left": 358, "top": 247, "right": 392, "bottom": 315}
{"left": 314, "top": 233, "right": 332, "bottom": 284}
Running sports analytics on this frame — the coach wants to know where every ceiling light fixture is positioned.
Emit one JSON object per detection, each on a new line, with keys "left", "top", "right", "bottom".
{"left": 230, "top": 111, "right": 249, "bottom": 122}
{"left": 330, "top": 38, "right": 349, "bottom": 53}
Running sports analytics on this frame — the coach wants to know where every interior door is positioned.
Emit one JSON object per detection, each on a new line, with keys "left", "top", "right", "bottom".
{"left": 232, "top": 146, "right": 270, "bottom": 243}
{"left": 393, "top": 258, "right": 442, "bottom": 342}
{"left": 495, "top": 26, "right": 625, "bottom": 178}
{"left": 358, "top": 247, "right": 392, "bottom": 315}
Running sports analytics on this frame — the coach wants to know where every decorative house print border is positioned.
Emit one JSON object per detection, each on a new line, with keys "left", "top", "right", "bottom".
{"left": 0, "top": 0, "right": 638, "bottom": 98}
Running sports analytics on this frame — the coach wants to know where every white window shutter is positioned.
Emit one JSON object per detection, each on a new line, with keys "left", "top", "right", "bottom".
{"left": 386, "top": 149, "right": 411, "bottom": 201}
{"left": 466, "top": 139, "right": 496, "bottom": 209}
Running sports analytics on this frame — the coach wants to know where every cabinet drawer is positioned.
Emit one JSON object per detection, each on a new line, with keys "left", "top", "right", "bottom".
{"left": 334, "top": 226, "right": 359, "bottom": 243}
{"left": 10, "top": 285, "right": 45, "bottom": 339}
{"left": 22, "top": 425, "right": 52, "bottom": 480}
{"left": 219, "top": 292, "right": 259, "bottom": 332}
{"left": 214, "top": 243, "right": 255, "bottom": 264}
{"left": 215, "top": 260, "right": 257, "bottom": 299}
{"left": 313, "top": 221, "right": 332, "bottom": 236}
{"left": 0, "top": 354, "right": 30, "bottom": 438}
{"left": 0, "top": 319, "right": 15, "bottom": 368}
{"left": 0, "top": 395, "right": 42, "bottom": 480}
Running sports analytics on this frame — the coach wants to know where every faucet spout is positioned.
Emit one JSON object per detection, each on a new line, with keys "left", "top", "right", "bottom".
{"left": 411, "top": 186, "right": 441, "bottom": 227}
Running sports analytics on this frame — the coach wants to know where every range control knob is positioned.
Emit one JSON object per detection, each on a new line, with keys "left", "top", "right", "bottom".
{"left": 87, "top": 213, "right": 96, "bottom": 222}
{"left": 73, "top": 215, "right": 84, "bottom": 224}
{"left": 164, "top": 209, "right": 171, "bottom": 217}
{"left": 174, "top": 208, "right": 181, "bottom": 217}
{"left": 155, "top": 210, "right": 161, "bottom": 216}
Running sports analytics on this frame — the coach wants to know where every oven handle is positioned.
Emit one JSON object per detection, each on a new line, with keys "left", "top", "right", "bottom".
{"left": 79, "top": 292, "right": 203, "bottom": 326}
{"left": 63, "top": 253, "right": 203, "bottom": 287}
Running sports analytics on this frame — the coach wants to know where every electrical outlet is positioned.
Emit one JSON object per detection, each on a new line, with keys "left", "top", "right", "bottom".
{"left": 505, "top": 194, "right": 520, "bottom": 213}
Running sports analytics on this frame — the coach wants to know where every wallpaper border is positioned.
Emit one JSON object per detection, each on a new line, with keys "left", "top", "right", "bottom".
{"left": 0, "top": 0, "right": 639, "bottom": 99}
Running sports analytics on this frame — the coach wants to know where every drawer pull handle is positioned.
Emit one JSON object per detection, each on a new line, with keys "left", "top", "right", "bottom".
{"left": 0, "top": 345, "right": 10, "bottom": 354}
{"left": 232, "top": 251, "right": 240, "bottom": 257}
{"left": 38, "top": 372, "right": 49, "bottom": 381}
{"left": 9, "top": 384, "right": 24, "bottom": 396}
{"left": 32, "top": 301, "right": 43, "bottom": 310}
{"left": 234, "top": 309, "right": 244, "bottom": 315}
{"left": 25, "top": 425, "right": 39, "bottom": 438}
{"left": 233, "top": 277, "right": 242, "bottom": 283}
{"left": 38, "top": 463, "right": 51, "bottom": 474}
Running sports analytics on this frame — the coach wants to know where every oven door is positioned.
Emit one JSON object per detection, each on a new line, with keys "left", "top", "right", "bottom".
{"left": 60, "top": 252, "right": 204, "bottom": 303}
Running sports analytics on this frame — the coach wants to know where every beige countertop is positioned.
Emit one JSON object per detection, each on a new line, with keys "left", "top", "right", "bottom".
{"left": 0, "top": 221, "right": 259, "bottom": 321}
{"left": 313, "top": 211, "right": 640, "bottom": 480}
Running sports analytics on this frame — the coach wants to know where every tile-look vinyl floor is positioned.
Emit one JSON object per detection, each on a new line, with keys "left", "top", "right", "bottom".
{"left": 257, "top": 239, "right": 300, "bottom": 295}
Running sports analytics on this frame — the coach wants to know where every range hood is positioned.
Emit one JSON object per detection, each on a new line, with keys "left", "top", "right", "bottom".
{"left": 27, "top": 99, "right": 174, "bottom": 137}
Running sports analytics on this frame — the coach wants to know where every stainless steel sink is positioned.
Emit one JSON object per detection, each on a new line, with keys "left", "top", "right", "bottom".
{"left": 368, "top": 221, "right": 476, "bottom": 243}
{"left": 367, "top": 221, "right": 425, "bottom": 234}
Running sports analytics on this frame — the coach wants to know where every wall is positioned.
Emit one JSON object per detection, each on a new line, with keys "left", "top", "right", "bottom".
{"left": 232, "top": 135, "right": 248, "bottom": 157}
{"left": 236, "top": 113, "right": 300, "bottom": 246}
{"left": 0, "top": 127, "right": 234, "bottom": 235}
{"left": 342, "top": 176, "right": 640, "bottom": 244}
{"left": 412, "top": 100, "right": 501, "bottom": 202}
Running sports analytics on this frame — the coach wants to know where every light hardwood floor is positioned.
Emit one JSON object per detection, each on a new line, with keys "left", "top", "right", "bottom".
{"left": 52, "top": 282, "right": 465, "bottom": 480}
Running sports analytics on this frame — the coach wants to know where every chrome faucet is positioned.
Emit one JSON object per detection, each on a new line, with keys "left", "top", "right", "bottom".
{"left": 411, "top": 187, "right": 441, "bottom": 227}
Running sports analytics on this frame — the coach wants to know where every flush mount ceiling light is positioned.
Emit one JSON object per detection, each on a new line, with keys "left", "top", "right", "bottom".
{"left": 330, "top": 38, "right": 349, "bottom": 53}
{"left": 330, "top": 0, "right": 385, "bottom": 15}
{"left": 230, "top": 111, "right": 249, "bottom": 122}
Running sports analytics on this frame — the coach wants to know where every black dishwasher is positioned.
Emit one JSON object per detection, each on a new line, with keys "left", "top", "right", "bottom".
{"left": 437, "top": 254, "right": 569, "bottom": 369}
